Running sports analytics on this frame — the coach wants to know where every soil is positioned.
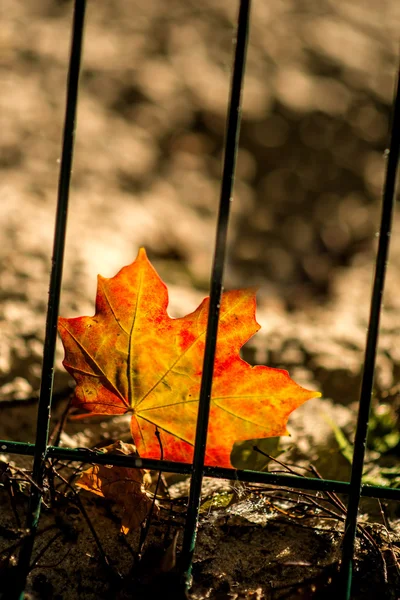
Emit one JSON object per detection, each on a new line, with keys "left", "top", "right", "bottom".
{"left": 1, "top": 0, "right": 400, "bottom": 598}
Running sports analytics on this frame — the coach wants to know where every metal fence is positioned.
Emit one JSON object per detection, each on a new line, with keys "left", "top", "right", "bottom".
{"left": 2, "top": 1, "right": 400, "bottom": 598}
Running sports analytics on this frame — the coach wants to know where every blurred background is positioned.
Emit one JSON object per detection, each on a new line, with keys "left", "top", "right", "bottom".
{"left": 2, "top": 8, "right": 400, "bottom": 596}
{"left": 1, "top": 0, "right": 399, "bottom": 407}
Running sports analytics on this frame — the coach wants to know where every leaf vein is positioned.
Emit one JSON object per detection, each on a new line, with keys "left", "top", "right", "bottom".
{"left": 135, "top": 295, "right": 245, "bottom": 409}
{"left": 99, "top": 279, "right": 129, "bottom": 335}
{"left": 128, "top": 271, "right": 143, "bottom": 408}
{"left": 62, "top": 328, "right": 128, "bottom": 406}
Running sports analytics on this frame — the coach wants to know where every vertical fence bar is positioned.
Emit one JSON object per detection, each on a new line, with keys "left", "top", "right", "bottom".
{"left": 181, "top": 0, "right": 251, "bottom": 588}
{"left": 12, "top": 2, "right": 86, "bottom": 598}
{"left": 340, "top": 65, "right": 400, "bottom": 598}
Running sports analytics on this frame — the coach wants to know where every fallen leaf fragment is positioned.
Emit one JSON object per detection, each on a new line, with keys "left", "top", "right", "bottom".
{"left": 76, "top": 440, "right": 156, "bottom": 534}
{"left": 59, "top": 248, "right": 321, "bottom": 468}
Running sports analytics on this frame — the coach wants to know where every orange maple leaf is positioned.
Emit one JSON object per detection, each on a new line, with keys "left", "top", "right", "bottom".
{"left": 58, "top": 248, "right": 321, "bottom": 468}
{"left": 76, "top": 440, "right": 156, "bottom": 534}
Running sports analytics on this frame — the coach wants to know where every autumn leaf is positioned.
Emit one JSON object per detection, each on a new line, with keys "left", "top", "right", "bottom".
{"left": 59, "top": 248, "right": 321, "bottom": 468}
{"left": 76, "top": 440, "right": 156, "bottom": 534}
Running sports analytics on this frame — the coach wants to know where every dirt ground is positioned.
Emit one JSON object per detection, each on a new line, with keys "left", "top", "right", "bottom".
{"left": 1, "top": 0, "right": 400, "bottom": 598}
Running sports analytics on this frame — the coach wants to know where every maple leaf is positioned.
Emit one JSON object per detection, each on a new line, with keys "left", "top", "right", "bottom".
{"left": 58, "top": 248, "right": 321, "bottom": 468}
{"left": 76, "top": 440, "right": 156, "bottom": 534}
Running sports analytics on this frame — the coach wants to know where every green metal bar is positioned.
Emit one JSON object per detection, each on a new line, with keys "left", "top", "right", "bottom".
{"left": 340, "top": 64, "right": 400, "bottom": 599}
{"left": 11, "top": 2, "right": 87, "bottom": 598}
{"left": 180, "top": 0, "right": 251, "bottom": 587}
{"left": 3, "top": 440, "right": 400, "bottom": 500}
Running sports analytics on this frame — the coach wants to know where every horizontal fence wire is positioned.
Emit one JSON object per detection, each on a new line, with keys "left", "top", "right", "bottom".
{"left": 10, "top": 1, "right": 87, "bottom": 599}
{"left": 2, "top": 0, "right": 400, "bottom": 598}
{"left": 2, "top": 440, "right": 400, "bottom": 501}
{"left": 180, "top": 0, "right": 251, "bottom": 586}
{"left": 339, "top": 64, "right": 400, "bottom": 598}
